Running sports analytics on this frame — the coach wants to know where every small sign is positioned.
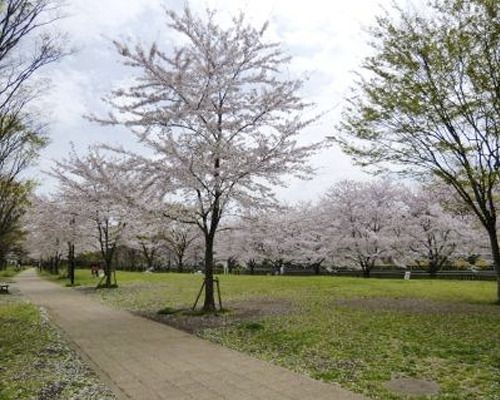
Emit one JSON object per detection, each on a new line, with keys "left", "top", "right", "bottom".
{"left": 404, "top": 271, "right": 411, "bottom": 280}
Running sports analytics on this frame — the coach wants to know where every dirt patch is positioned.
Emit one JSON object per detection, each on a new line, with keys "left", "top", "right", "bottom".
{"left": 334, "top": 297, "right": 500, "bottom": 315}
{"left": 140, "top": 297, "right": 295, "bottom": 334}
{"left": 384, "top": 377, "right": 440, "bottom": 396}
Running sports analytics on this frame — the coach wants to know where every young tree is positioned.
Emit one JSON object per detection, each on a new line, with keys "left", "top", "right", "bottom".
{"left": 94, "top": 7, "right": 322, "bottom": 311}
{"left": 336, "top": 1, "right": 500, "bottom": 301}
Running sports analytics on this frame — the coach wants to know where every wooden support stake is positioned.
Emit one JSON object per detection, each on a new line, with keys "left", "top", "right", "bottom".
{"left": 192, "top": 277, "right": 223, "bottom": 312}
{"left": 215, "top": 277, "right": 223, "bottom": 311}
{"left": 96, "top": 275, "right": 105, "bottom": 289}
{"left": 192, "top": 279, "right": 206, "bottom": 311}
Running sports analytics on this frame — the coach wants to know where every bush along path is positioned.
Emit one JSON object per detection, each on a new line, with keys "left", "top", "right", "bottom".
{"left": 16, "top": 269, "right": 366, "bottom": 400}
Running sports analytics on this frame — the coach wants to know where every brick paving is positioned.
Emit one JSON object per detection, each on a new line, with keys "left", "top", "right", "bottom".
{"left": 16, "top": 269, "right": 367, "bottom": 400}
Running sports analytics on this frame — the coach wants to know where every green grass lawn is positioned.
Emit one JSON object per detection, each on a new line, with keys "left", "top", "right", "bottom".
{"left": 46, "top": 269, "right": 500, "bottom": 399}
{"left": 0, "top": 266, "right": 23, "bottom": 280}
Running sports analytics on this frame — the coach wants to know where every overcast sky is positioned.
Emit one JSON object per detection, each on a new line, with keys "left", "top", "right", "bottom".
{"left": 35, "top": 0, "right": 415, "bottom": 202}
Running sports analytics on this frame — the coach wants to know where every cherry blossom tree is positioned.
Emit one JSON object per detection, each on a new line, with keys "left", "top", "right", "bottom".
{"left": 162, "top": 222, "right": 200, "bottom": 272}
{"left": 24, "top": 195, "right": 64, "bottom": 274}
{"left": 126, "top": 209, "right": 201, "bottom": 272}
{"left": 23, "top": 194, "right": 90, "bottom": 279}
{"left": 215, "top": 217, "right": 262, "bottom": 274}
{"left": 93, "top": 7, "right": 322, "bottom": 310}
{"left": 400, "top": 187, "right": 479, "bottom": 275}
{"left": 220, "top": 210, "right": 298, "bottom": 273}
{"left": 218, "top": 203, "right": 328, "bottom": 274}
{"left": 255, "top": 205, "right": 328, "bottom": 273}
{"left": 290, "top": 202, "right": 330, "bottom": 274}
{"left": 51, "top": 149, "right": 134, "bottom": 288}
{"left": 123, "top": 206, "right": 165, "bottom": 271}
{"left": 241, "top": 210, "right": 296, "bottom": 273}
{"left": 320, "top": 180, "right": 405, "bottom": 277}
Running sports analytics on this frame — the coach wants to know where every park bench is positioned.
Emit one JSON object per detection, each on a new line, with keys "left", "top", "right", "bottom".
{"left": 0, "top": 282, "right": 9, "bottom": 294}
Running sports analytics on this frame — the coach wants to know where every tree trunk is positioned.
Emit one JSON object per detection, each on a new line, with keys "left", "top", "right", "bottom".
{"left": 99, "top": 221, "right": 117, "bottom": 288}
{"left": 228, "top": 257, "right": 236, "bottom": 274}
{"left": 487, "top": 227, "right": 500, "bottom": 304}
{"left": 203, "top": 234, "right": 216, "bottom": 312}
{"left": 248, "top": 259, "right": 255, "bottom": 275}
{"left": 362, "top": 261, "right": 372, "bottom": 278}
{"left": 105, "top": 257, "right": 112, "bottom": 287}
{"left": 54, "top": 255, "right": 60, "bottom": 275}
{"left": 429, "top": 261, "right": 438, "bottom": 277}
{"left": 314, "top": 263, "right": 321, "bottom": 275}
{"left": 102, "top": 248, "right": 113, "bottom": 287}
{"left": 177, "top": 254, "right": 184, "bottom": 272}
{"left": 202, "top": 145, "right": 221, "bottom": 312}
{"left": 149, "top": 249, "right": 156, "bottom": 270}
{"left": 67, "top": 242, "right": 75, "bottom": 286}
{"left": 141, "top": 244, "right": 155, "bottom": 270}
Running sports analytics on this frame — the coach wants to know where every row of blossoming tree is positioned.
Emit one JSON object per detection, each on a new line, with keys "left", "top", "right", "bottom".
{"left": 217, "top": 180, "right": 484, "bottom": 278}
{"left": 22, "top": 0, "right": 500, "bottom": 308}
{"left": 25, "top": 175, "right": 486, "bottom": 282}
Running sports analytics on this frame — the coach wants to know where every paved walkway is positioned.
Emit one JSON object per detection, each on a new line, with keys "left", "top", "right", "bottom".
{"left": 15, "top": 269, "right": 366, "bottom": 400}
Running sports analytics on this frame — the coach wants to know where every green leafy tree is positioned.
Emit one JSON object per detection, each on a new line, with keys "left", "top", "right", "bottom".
{"left": 336, "top": 0, "right": 500, "bottom": 302}
{"left": 0, "top": 113, "right": 46, "bottom": 265}
{"left": 0, "top": 178, "right": 30, "bottom": 267}
{"left": 0, "top": 0, "right": 65, "bottom": 261}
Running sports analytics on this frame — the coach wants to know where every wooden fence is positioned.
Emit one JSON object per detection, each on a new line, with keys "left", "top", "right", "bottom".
{"left": 241, "top": 268, "right": 497, "bottom": 281}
